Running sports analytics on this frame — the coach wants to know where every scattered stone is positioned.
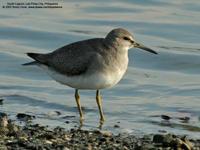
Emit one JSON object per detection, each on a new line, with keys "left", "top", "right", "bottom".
{"left": 100, "top": 131, "right": 112, "bottom": 137}
{"left": 16, "top": 113, "right": 35, "bottom": 122}
{"left": 0, "top": 112, "right": 8, "bottom": 128}
{"left": 0, "top": 112, "right": 7, "bottom": 117}
{"left": 142, "top": 135, "right": 151, "bottom": 141}
{"left": 153, "top": 134, "right": 195, "bottom": 149}
{"left": 161, "top": 114, "right": 171, "bottom": 121}
{"left": 114, "top": 124, "right": 120, "bottom": 128}
{"left": 174, "top": 138, "right": 192, "bottom": 150}
{"left": 153, "top": 134, "right": 174, "bottom": 146}
{"left": 181, "top": 136, "right": 194, "bottom": 150}
{"left": 178, "top": 116, "right": 190, "bottom": 123}
{"left": 47, "top": 111, "right": 61, "bottom": 117}
{"left": 153, "top": 134, "right": 165, "bottom": 143}
{"left": 0, "top": 113, "right": 199, "bottom": 149}
{"left": 65, "top": 120, "right": 70, "bottom": 124}
{"left": 7, "top": 120, "right": 20, "bottom": 133}
{"left": 55, "top": 111, "right": 61, "bottom": 115}
{"left": 44, "top": 140, "right": 53, "bottom": 145}
{"left": 158, "top": 130, "right": 167, "bottom": 133}
{"left": 62, "top": 115, "right": 76, "bottom": 119}
{"left": 0, "top": 98, "right": 3, "bottom": 105}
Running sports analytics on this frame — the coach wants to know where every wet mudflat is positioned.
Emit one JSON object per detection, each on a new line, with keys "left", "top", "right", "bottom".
{"left": 0, "top": 0, "right": 200, "bottom": 144}
{"left": 0, "top": 112, "right": 199, "bottom": 150}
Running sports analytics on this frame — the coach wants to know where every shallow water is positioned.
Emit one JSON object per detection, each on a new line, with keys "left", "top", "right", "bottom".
{"left": 0, "top": 0, "right": 200, "bottom": 138}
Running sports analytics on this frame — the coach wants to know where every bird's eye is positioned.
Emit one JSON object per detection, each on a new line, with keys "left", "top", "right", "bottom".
{"left": 123, "top": 37, "right": 130, "bottom": 41}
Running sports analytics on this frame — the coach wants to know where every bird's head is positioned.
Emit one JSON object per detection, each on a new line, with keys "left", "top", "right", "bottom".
{"left": 105, "top": 28, "right": 157, "bottom": 54}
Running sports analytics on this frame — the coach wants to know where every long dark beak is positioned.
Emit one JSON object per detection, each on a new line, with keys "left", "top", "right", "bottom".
{"left": 134, "top": 42, "right": 158, "bottom": 54}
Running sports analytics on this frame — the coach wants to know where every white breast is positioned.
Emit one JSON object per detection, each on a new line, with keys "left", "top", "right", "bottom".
{"left": 39, "top": 50, "right": 129, "bottom": 90}
{"left": 39, "top": 63, "right": 128, "bottom": 90}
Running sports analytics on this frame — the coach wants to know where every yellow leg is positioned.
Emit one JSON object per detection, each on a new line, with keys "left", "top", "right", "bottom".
{"left": 75, "top": 89, "right": 84, "bottom": 123}
{"left": 96, "top": 90, "right": 105, "bottom": 124}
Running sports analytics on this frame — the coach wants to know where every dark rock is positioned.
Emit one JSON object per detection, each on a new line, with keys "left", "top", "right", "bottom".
{"left": 153, "top": 134, "right": 164, "bottom": 143}
{"left": 93, "top": 130, "right": 101, "bottom": 134}
{"left": 54, "top": 111, "right": 61, "bottom": 115}
{"left": 153, "top": 134, "right": 176, "bottom": 147}
{"left": 0, "top": 114, "right": 199, "bottom": 150}
{"left": 0, "top": 112, "right": 7, "bottom": 117}
{"left": 0, "top": 98, "right": 3, "bottom": 105}
{"left": 114, "top": 124, "right": 120, "bottom": 128}
{"left": 62, "top": 115, "right": 76, "bottom": 119}
{"left": 65, "top": 120, "right": 70, "bottom": 124}
{"left": 178, "top": 116, "right": 190, "bottom": 123}
{"left": 99, "top": 136, "right": 107, "bottom": 142}
{"left": 142, "top": 135, "right": 151, "bottom": 142}
{"left": 16, "top": 113, "right": 35, "bottom": 121}
{"left": 161, "top": 115, "right": 171, "bottom": 121}
{"left": 54, "top": 126, "right": 65, "bottom": 133}
{"left": 158, "top": 130, "right": 167, "bottom": 133}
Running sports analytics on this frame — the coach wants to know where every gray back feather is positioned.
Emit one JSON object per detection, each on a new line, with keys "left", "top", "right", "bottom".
{"left": 43, "top": 38, "right": 109, "bottom": 76}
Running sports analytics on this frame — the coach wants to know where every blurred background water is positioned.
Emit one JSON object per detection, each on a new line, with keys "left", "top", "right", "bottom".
{"left": 0, "top": 0, "right": 200, "bottom": 138}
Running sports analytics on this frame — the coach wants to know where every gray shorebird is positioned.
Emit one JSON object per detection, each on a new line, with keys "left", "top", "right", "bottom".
{"left": 23, "top": 28, "right": 157, "bottom": 125}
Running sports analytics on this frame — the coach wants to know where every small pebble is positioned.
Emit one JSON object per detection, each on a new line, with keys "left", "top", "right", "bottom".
{"left": 114, "top": 124, "right": 120, "bottom": 128}
{"left": 0, "top": 112, "right": 7, "bottom": 117}
{"left": 158, "top": 130, "right": 167, "bottom": 133}
{"left": 65, "top": 120, "right": 70, "bottom": 124}
{"left": 47, "top": 111, "right": 61, "bottom": 117}
{"left": 62, "top": 115, "right": 76, "bottom": 119}
{"left": 161, "top": 115, "right": 171, "bottom": 121}
{"left": 16, "top": 113, "right": 35, "bottom": 121}
{"left": 0, "top": 113, "right": 8, "bottom": 128}
{"left": 0, "top": 113, "right": 198, "bottom": 149}
{"left": 100, "top": 131, "right": 112, "bottom": 137}
{"left": 55, "top": 111, "right": 61, "bottom": 115}
{"left": 44, "top": 140, "right": 53, "bottom": 145}
{"left": 178, "top": 116, "right": 190, "bottom": 123}
{"left": 153, "top": 134, "right": 174, "bottom": 146}
{"left": 0, "top": 98, "right": 3, "bottom": 105}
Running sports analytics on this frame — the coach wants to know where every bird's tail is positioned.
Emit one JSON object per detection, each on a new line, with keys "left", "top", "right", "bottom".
{"left": 22, "top": 61, "right": 38, "bottom": 66}
{"left": 27, "top": 53, "right": 41, "bottom": 62}
{"left": 22, "top": 53, "right": 48, "bottom": 66}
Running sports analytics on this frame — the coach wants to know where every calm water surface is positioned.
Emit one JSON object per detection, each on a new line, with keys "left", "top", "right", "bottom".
{"left": 0, "top": 0, "right": 200, "bottom": 138}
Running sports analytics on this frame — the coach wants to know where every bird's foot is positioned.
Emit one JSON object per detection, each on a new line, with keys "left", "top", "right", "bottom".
{"left": 79, "top": 117, "right": 84, "bottom": 126}
{"left": 98, "top": 117, "right": 105, "bottom": 129}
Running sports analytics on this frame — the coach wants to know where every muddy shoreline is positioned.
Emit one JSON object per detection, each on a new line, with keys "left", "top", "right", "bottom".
{"left": 0, "top": 112, "right": 199, "bottom": 150}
